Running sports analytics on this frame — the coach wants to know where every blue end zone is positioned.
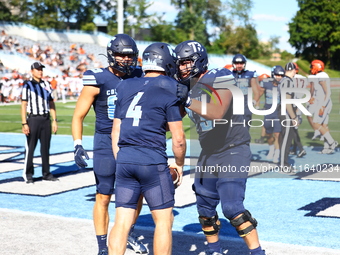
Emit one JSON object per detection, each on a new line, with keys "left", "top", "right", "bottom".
{"left": 1, "top": 133, "right": 340, "bottom": 250}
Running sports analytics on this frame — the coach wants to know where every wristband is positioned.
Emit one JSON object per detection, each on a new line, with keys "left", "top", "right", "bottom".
{"left": 185, "top": 96, "right": 192, "bottom": 108}
{"left": 22, "top": 123, "right": 28, "bottom": 126}
{"left": 53, "top": 119, "right": 58, "bottom": 122}
{"left": 74, "top": 139, "right": 82, "bottom": 148}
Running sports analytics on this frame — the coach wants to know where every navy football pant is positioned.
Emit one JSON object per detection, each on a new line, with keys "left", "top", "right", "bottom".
{"left": 93, "top": 132, "right": 116, "bottom": 195}
{"left": 115, "top": 163, "right": 175, "bottom": 210}
{"left": 193, "top": 144, "right": 251, "bottom": 220}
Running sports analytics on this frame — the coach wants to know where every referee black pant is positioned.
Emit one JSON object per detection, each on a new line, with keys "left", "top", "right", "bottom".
{"left": 279, "top": 115, "right": 295, "bottom": 168}
{"left": 24, "top": 115, "right": 51, "bottom": 179}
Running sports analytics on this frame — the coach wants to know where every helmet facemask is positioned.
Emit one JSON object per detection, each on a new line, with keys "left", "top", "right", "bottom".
{"left": 177, "top": 53, "right": 204, "bottom": 85}
{"left": 107, "top": 50, "right": 138, "bottom": 76}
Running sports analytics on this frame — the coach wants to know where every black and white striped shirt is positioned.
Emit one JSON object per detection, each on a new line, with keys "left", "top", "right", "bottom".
{"left": 21, "top": 79, "right": 53, "bottom": 115}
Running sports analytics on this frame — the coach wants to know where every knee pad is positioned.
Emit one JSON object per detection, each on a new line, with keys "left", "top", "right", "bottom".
{"left": 229, "top": 210, "right": 257, "bottom": 237}
{"left": 222, "top": 200, "right": 245, "bottom": 220}
{"left": 198, "top": 213, "right": 221, "bottom": 236}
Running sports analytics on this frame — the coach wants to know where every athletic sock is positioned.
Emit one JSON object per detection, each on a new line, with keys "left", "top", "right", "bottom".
{"left": 323, "top": 132, "right": 334, "bottom": 145}
{"left": 250, "top": 246, "right": 264, "bottom": 255}
{"left": 96, "top": 234, "right": 107, "bottom": 250}
{"left": 273, "top": 149, "right": 280, "bottom": 163}
{"left": 129, "top": 224, "right": 135, "bottom": 236}
{"left": 207, "top": 240, "right": 221, "bottom": 252}
{"left": 266, "top": 145, "right": 275, "bottom": 159}
{"left": 324, "top": 141, "right": 330, "bottom": 149}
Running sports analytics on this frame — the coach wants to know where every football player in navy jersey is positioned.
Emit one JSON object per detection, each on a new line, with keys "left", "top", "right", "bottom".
{"left": 108, "top": 42, "right": 186, "bottom": 255}
{"left": 258, "top": 66, "right": 284, "bottom": 164}
{"left": 231, "top": 54, "right": 260, "bottom": 129}
{"left": 71, "top": 34, "right": 147, "bottom": 255}
{"left": 175, "top": 41, "right": 265, "bottom": 255}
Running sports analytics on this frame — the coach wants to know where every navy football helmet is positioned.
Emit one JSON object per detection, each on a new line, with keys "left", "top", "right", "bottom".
{"left": 232, "top": 54, "right": 247, "bottom": 73}
{"left": 271, "top": 65, "right": 285, "bottom": 77}
{"left": 107, "top": 34, "right": 138, "bottom": 75}
{"left": 174, "top": 40, "right": 208, "bottom": 84}
{"left": 142, "top": 42, "right": 177, "bottom": 77}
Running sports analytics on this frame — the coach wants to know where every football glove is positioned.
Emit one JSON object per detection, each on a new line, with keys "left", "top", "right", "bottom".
{"left": 177, "top": 83, "right": 189, "bottom": 104}
{"left": 74, "top": 145, "right": 89, "bottom": 169}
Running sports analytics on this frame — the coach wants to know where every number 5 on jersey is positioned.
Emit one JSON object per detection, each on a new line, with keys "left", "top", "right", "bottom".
{"left": 126, "top": 92, "right": 144, "bottom": 126}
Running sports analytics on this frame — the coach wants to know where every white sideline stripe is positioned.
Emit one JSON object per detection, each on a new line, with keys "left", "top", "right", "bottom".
{"left": 301, "top": 168, "right": 340, "bottom": 181}
{"left": 0, "top": 171, "right": 95, "bottom": 195}
{"left": 0, "top": 152, "right": 20, "bottom": 161}
{"left": 317, "top": 204, "right": 340, "bottom": 218}
{"left": 0, "top": 162, "right": 26, "bottom": 173}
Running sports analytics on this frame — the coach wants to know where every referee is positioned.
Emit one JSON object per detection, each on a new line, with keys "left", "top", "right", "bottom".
{"left": 21, "top": 62, "right": 59, "bottom": 184}
{"left": 279, "top": 62, "right": 298, "bottom": 171}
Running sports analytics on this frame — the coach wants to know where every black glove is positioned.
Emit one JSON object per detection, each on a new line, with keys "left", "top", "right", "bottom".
{"left": 74, "top": 145, "right": 89, "bottom": 169}
{"left": 177, "top": 83, "right": 191, "bottom": 107}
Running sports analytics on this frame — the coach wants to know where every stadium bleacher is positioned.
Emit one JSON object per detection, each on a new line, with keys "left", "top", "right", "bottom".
{"left": 0, "top": 22, "right": 271, "bottom": 78}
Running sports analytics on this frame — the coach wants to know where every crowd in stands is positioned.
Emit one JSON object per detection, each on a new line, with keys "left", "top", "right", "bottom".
{"left": 0, "top": 29, "right": 106, "bottom": 104}
{"left": 0, "top": 72, "right": 84, "bottom": 104}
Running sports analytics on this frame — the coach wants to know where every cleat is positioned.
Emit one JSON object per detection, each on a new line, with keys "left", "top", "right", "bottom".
{"left": 42, "top": 174, "right": 59, "bottom": 181}
{"left": 26, "top": 178, "right": 34, "bottom": 184}
{"left": 249, "top": 249, "right": 266, "bottom": 255}
{"left": 127, "top": 233, "right": 148, "bottom": 254}
{"left": 320, "top": 135, "right": 325, "bottom": 141}
{"left": 330, "top": 141, "right": 339, "bottom": 150}
{"left": 255, "top": 137, "right": 266, "bottom": 144}
{"left": 97, "top": 247, "right": 108, "bottom": 255}
{"left": 319, "top": 148, "right": 334, "bottom": 154}
{"left": 297, "top": 150, "right": 307, "bottom": 158}
{"left": 205, "top": 248, "right": 225, "bottom": 255}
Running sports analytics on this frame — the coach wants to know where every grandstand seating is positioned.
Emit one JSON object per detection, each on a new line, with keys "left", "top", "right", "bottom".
{"left": 0, "top": 22, "right": 271, "bottom": 77}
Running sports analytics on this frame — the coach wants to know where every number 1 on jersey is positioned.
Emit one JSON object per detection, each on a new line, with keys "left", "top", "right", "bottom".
{"left": 126, "top": 92, "right": 144, "bottom": 126}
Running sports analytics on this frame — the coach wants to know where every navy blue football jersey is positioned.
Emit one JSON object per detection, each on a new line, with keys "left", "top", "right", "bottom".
{"left": 114, "top": 75, "right": 182, "bottom": 165}
{"left": 186, "top": 68, "right": 251, "bottom": 153}
{"left": 232, "top": 69, "right": 257, "bottom": 96}
{"left": 260, "top": 78, "right": 281, "bottom": 110}
{"left": 82, "top": 67, "right": 142, "bottom": 134}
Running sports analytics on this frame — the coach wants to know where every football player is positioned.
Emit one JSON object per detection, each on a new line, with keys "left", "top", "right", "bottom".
{"left": 175, "top": 40, "right": 265, "bottom": 255}
{"left": 71, "top": 34, "right": 147, "bottom": 255}
{"left": 231, "top": 54, "right": 260, "bottom": 129}
{"left": 257, "top": 66, "right": 283, "bottom": 163}
{"left": 308, "top": 60, "right": 338, "bottom": 154}
{"left": 108, "top": 42, "right": 186, "bottom": 255}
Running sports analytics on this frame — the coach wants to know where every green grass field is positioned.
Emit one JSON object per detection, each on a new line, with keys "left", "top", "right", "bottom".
{"left": 1, "top": 87, "right": 339, "bottom": 147}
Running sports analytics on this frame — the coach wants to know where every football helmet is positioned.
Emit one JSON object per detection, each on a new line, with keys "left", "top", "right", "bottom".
{"left": 271, "top": 65, "right": 285, "bottom": 77}
{"left": 142, "top": 42, "right": 177, "bottom": 77}
{"left": 174, "top": 40, "right": 208, "bottom": 83}
{"left": 232, "top": 54, "right": 247, "bottom": 73}
{"left": 310, "top": 60, "right": 324, "bottom": 75}
{"left": 107, "top": 34, "right": 138, "bottom": 75}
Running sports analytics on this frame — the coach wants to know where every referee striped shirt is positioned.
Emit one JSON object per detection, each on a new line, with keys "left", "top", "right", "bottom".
{"left": 21, "top": 79, "right": 53, "bottom": 115}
